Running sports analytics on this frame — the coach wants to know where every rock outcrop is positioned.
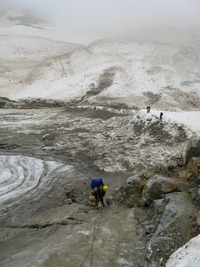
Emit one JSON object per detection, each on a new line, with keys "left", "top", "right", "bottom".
{"left": 183, "top": 139, "right": 200, "bottom": 165}
{"left": 142, "top": 176, "right": 179, "bottom": 204}
{"left": 112, "top": 139, "right": 200, "bottom": 266}
{"left": 0, "top": 97, "right": 15, "bottom": 108}
{"left": 146, "top": 192, "right": 196, "bottom": 266}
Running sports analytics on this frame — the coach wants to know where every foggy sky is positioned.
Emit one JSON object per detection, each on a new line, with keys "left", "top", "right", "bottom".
{"left": 1, "top": 0, "right": 200, "bottom": 29}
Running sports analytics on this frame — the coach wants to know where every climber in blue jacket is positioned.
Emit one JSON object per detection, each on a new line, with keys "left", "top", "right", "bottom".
{"left": 90, "top": 178, "right": 108, "bottom": 208}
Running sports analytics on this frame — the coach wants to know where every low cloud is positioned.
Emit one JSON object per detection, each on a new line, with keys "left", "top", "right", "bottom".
{"left": 1, "top": 0, "right": 200, "bottom": 29}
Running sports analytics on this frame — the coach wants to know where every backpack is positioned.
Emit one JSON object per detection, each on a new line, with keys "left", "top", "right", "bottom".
{"left": 90, "top": 178, "right": 103, "bottom": 189}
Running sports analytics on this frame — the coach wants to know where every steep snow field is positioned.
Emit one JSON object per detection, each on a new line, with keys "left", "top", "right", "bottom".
{"left": 9, "top": 38, "right": 200, "bottom": 108}
{"left": 0, "top": 14, "right": 200, "bottom": 111}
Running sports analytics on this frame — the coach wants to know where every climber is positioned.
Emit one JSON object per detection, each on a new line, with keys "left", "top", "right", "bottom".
{"left": 146, "top": 106, "right": 151, "bottom": 113}
{"left": 90, "top": 178, "right": 108, "bottom": 208}
{"left": 92, "top": 184, "right": 108, "bottom": 208}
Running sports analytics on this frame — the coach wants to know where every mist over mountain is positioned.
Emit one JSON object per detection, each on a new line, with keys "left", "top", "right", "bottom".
{"left": 1, "top": 0, "right": 200, "bottom": 29}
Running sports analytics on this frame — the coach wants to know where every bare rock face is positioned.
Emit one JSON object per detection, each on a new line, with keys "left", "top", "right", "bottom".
{"left": 178, "top": 170, "right": 193, "bottom": 180}
{"left": 183, "top": 139, "right": 200, "bottom": 165}
{"left": 124, "top": 174, "right": 179, "bottom": 207}
{"left": 0, "top": 97, "right": 15, "bottom": 108}
{"left": 142, "top": 176, "right": 179, "bottom": 204}
{"left": 187, "top": 157, "right": 200, "bottom": 179}
{"left": 120, "top": 140, "right": 200, "bottom": 266}
{"left": 145, "top": 193, "right": 197, "bottom": 266}
{"left": 125, "top": 174, "right": 141, "bottom": 207}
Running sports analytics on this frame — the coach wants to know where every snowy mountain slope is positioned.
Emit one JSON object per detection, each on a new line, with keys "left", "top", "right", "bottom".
{"left": 1, "top": 32, "right": 199, "bottom": 110}
{"left": 0, "top": 34, "right": 83, "bottom": 98}
{"left": 0, "top": 9, "right": 199, "bottom": 110}
{"left": 0, "top": 10, "right": 85, "bottom": 99}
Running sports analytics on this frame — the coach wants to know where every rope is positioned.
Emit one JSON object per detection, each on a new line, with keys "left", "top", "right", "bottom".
{"left": 78, "top": 208, "right": 102, "bottom": 267}
{"left": 89, "top": 217, "right": 97, "bottom": 267}
{"left": 79, "top": 176, "right": 115, "bottom": 267}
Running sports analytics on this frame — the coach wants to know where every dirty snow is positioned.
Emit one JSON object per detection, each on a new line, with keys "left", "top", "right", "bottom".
{"left": 134, "top": 109, "right": 200, "bottom": 136}
{"left": 166, "top": 234, "right": 200, "bottom": 267}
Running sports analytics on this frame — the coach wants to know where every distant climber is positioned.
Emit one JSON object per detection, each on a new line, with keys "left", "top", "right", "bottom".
{"left": 90, "top": 178, "right": 108, "bottom": 208}
{"left": 160, "top": 112, "right": 163, "bottom": 120}
{"left": 146, "top": 106, "right": 151, "bottom": 113}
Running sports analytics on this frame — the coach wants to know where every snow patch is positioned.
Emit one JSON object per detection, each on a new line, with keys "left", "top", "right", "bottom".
{"left": 0, "top": 155, "right": 72, "bottom": 206}
{"left": 166, "top": 234, "right": 200, "bottom": 267}
{"left": 77, "top": 230, "right": 90, "bottom": 236}
{"left": 133, "top": 109, "right": 200, "bottom": 136}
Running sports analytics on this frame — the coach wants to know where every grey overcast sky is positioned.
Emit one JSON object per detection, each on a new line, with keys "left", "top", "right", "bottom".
{"left": 1, "top": 0, "right": 200, "bottom": 28}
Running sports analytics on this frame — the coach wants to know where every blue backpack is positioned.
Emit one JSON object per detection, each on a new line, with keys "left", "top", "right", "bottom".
{"left": 90, "top": 178, "right": 103, "bottom": 189}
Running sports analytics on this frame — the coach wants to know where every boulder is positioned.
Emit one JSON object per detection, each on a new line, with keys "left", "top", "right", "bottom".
{"left": 142, "top": 176, "right": 179, "bottom": 204}
{"left": 168, "top": 155, "right": 184, "bottom": 172}
{"left": 145, "top": 192, "right": 197, "bottom": 266}
{"left": 183, "top": 139, "right": 200, "bottom": 165}
{"left": 187, "top": 157, "right": 200, "bottom": 179}
{"left": 125, "top": 174, "right": 142, "bottom": 207}
{"left": 178, "top": 170, "right": 193, "bottom": 180}
{"left": 126, "top": 174, "right": 141, "bottom": 187}
{"left": 0, "top": 97, "right": 15, "bottom": 108}
{"left": 42, "top": 133, "right": 56, "bottom": 146}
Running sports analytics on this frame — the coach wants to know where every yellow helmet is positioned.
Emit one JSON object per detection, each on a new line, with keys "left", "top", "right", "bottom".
{"left": 103, "top": 185, "right": 108, "bottom": 191}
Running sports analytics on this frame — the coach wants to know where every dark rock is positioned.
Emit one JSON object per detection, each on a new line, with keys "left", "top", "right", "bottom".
{"left": 144, "top": 223, "right": 156, "bottom": 235}
{"left": 71, "top": 195, "right": 77, "bottom": 203}
{"left": 0, "top": 97, "right": 15, "bottom": 108}
{"left": 42, "top": 133, "right": 56, "bottom": 146}
{"left": 183, "top": 139, "right": 200, "bottom": 165}
{"left": 0, "top": 143, "right": 20, "bottom": 150}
